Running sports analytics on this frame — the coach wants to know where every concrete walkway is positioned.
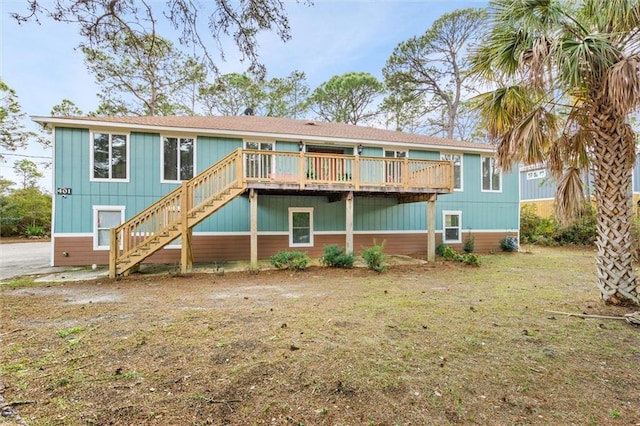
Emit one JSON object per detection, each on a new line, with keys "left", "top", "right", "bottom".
{"left": 0, "top": 241, "right": 108, "bottom": 282}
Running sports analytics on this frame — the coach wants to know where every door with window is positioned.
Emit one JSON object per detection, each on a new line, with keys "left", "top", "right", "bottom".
{"left": 385, "top": 150, "right": 406, "bottom": 183}
{"left": 246, "top": 142, "right": 273, "bottom": 179}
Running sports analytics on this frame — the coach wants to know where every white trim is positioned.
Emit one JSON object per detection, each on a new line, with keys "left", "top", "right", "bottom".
{"left": 441, "top": 152, "right": 464, "bottom": 192}
{"left": 89, "top": 131, "right": 131, "bottom": 183}
{"left": 160, "top": 135, "right": 197, "bottom": 183}
{"left": 442, "top": 210, "right": 462, "bottom": 244}
{"left": 34, "top": 117, "right": 496, "bottom": 154}
{"left": 53, "top": 232, "right": 94, "bottom": 238}
{"left": 92, "top": 205, "right": 126, "bottom": 251}
{"left": 50, "top": 129, "right": 57, "bottom": 267}
{"left": 520, "top": 197, "right": 554, "bottom": 202}
{"left": 288, "top": 207, "right": 314, "bottom": 247}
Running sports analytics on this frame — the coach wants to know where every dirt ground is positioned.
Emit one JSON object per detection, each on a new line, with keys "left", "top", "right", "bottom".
{"left": 1, "top": 248, "right": 640, "bottom": 425}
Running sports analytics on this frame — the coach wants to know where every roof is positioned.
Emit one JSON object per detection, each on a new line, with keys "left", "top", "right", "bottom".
{"left": 32, "top": 115, "right": 495, "bottom": 153}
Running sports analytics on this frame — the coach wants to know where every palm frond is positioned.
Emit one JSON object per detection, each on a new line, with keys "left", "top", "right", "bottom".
{"left": 555, "top": 167, "right": 587, "bottom": 225}
{"left": 606, "top": 57, "right": 640, "bottom": 115}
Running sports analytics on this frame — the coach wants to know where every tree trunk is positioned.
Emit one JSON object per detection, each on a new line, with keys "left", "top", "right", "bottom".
{"left": 591, "top": 109, "right": 639, "bottom": 305}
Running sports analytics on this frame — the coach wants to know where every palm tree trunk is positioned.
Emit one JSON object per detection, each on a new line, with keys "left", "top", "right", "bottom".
{"left": 591, "top": 111, "right": 639, "bottom": 305}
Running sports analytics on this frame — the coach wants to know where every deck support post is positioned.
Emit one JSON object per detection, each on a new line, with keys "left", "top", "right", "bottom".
{"left": 250, "top": 189, "right": 258, "bottom": 269}
{"left": 181, "top": 181, "right": 193, "bottom": 274}
{"left": 427, "top": 194, "right": 437, "bottom": 262}
{"left": 345, "top": 191, "right": 354, "bottom": 254}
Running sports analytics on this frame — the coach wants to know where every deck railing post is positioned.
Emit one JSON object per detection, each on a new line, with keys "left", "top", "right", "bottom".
{"left": 354, "top": 156, "right": 360, "bottom": 190}
{"left": 181, "top": 181, "right": 193, "bottom": 274}
{"left": 299, "top": 151, "right": 306, "bottom": 189}
{"left": 109, "top": 227, "right": 118, "bottom": 278}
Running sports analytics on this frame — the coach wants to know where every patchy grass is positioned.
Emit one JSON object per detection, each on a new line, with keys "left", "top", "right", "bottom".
{"left": 1, "top": 247, "right": 639, "bottom": 425}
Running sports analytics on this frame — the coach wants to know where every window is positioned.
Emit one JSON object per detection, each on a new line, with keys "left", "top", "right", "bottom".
{"left": 443, "top": 211, "right": 462, "bottom": 244}
{"left": 526, "top": 169, "right": 546, "bottom": 180}
{"left": 385, "top": 150, "right": 407, "bottom": 183}
{"left": 162, "top": 136, "right": 194, "bottom": 182}
{"left": 93, "top": 206, "right": 125, "bottom": 250}
{"left": 289, "top": 208, "right": 313, "bottom": 247}
{"left": 245, "top": 141, "right": 274, "bottom": 179}
{"left": 92, "top": 133, "right": 128, "bottom": 181}
{"left": 481, "top": 156, "right": 501, "bottom": 192}
{"left": 441, "top": 153, "right": 463, "bottom": 190}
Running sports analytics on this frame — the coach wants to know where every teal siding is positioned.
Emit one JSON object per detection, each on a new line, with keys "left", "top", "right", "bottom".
{"left": 197, "top": 136, "right": 241, "bottom": 171}
{"left": 54, "top": 130, "right": 242, "bottom": 234}
{"left": 54, "top": 126, "right": 519, "bottom": 238}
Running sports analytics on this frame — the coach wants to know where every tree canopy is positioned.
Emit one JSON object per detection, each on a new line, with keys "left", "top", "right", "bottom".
{"left": 307, "top": 72, "right": 384, "bottom": 125}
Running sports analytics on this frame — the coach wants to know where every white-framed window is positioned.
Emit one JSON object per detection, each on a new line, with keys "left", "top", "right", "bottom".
{"left": 245, "top": 141, "right": 274, "bottom": 179}
{"left": 91, "top": 132, "right": 129, "bottom": 181}
{"left": 441, "top": 153, "right": 463, "bottom": 191}
{"left": 384, "top": 150, "right": 407, "bottom": 183}
{"left": 289, "top": 207, "right": 313, "bottom": 247}
{"left": 481, "top": 156, "right": 502, "bottom": 192}
{"left": 526, "top": 169, "right": 546, "bottom": 180}
{"left": 93, "top": 205, "right": 125, "bottom": 250}
{"left": 443, "top": 210, "right": 462, "bottom": 244}
{"left": 162, "top": 136, "right": 195, "bottom": 182}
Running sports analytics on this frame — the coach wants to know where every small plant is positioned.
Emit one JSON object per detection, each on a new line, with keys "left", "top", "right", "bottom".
{"left": 440, "top": 246, "right": 480, "bottom": 266}
{"left": 609, "top": 409, "right": 621, "bottom": 419}
{"left": 321, "top": 244, "right": 355, "bottom": 268}
{"left": 500, "top": 236, "right": 519, "bottom": 252}
{"left": 435, "top": 242, "right": 448, "bottom": 257}
{"left": 362, "top": 240, "right": 387, "bottom": 272}
{"left": 463, "top": 234, "right": 475, "bottom": 253}
{"left": 25, "top": 225, "right": 45, "bottom": 238}
{"left": 269, "top": 250, "right": 309, "bottom": 271}
{"left": 56, "top": 327, "right": 84, "bottom": 338}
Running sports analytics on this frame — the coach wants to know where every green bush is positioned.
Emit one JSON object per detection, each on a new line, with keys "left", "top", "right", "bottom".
{"left": 520, "top": 204, "right": 542, "bottom": 243}
{"left": 435, "top": 242, "right": 448, "bottom": 257}
{"left": 269, "top": 250, "right": 309, "bottom": 271}
{"left": 439, "top": 245, "right": 480, "bottom": 266}
{"left": 25, "top": 225, "right": 45, "bottom": 238}
{"left": 553, "top": 205, "right": 596, "bottom": 246}
{"left": 500, "top": 236, "right": 519, "bottom": 252}
{"left": 361, "top": 240, "right": 387, "bottom": 272}
{"left": 463, "top": 235, "right": 475, "bottom": 253}
{"left": 321, "top": 244, "right": 355, "bottom": 268}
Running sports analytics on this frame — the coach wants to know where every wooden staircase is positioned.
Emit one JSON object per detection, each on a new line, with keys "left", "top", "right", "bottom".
{"left": 109, "top": 149, "right": 246, "bottom": 278}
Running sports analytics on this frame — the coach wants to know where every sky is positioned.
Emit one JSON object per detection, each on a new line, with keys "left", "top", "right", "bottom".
{"left": 0, "top": 0, "right": 487, "bottom": 190}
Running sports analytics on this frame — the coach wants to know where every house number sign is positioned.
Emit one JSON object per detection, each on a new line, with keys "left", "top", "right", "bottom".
{"left": 57, "top": 187, "right": 72, "bottom": 195}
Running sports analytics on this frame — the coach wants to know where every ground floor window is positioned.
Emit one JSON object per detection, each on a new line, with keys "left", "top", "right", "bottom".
{"left": 443, "top": 210, "right": 462, "bottom": 244}
{"left": 289, "top": 207, "right": 313, "bottom": 247}
{"left": 93, "top": 206, "right": 125, "bottom": 250}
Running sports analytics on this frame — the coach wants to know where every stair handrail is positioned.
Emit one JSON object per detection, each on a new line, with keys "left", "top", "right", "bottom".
{"left": 110, "top": 149, "right": 243, "bottom": 276}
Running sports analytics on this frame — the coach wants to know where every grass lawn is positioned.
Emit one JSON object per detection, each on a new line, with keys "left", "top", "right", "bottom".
{"left": 1, "top": 246, "right": 639, "bottom": 425}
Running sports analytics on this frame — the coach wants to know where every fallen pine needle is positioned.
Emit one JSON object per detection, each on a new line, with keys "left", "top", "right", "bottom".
{"left": 544, "top": 310, "right": 625, "bottom": 320}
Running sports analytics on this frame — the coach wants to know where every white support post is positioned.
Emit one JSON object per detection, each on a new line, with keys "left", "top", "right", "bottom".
{"left": 427, "top": 194, "right": 437, "bottom": 262}
{"left": 345, "top": 191, "right": 354, "bottom": 254}
{"left": 250, "top": 189, "right": 258, "bottom": 268}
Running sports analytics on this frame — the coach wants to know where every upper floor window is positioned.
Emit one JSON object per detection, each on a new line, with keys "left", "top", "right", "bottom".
{"left": 526, "top": 169, "right": 546, "bottom": 180}
{"left": 441, "top": 153, "right": 463, "bottom": 191}
{"left": 162, "top": 136, "right": 194, "bottom": 182}
{"left": 92, "top": 132, "right": 128, "bottom": 181}
{"left": 481, "top": 156, "right": 501, "bottom": 192}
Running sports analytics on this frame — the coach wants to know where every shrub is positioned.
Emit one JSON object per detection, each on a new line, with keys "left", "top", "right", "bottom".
{"left": 553, "top": 205, "right": 596, "bottom": 246}
{"left": 321, "top": 244, "right": 355, "bottom": 268}
{"left": 500, "top": 236, "right": 519, "bottom": 252}
{"left": 269, "top": 250, "right": 309, "bottom": 271}
{"left": 435, "top": 242, "right": 448, "bottom": 257}
{"left": 362, "top": 240, "right": 387, "bottom": 272}
{"left": 439, "top": 245, "right": 480, "bottom": 266}
{"left": 463, "top": 234, "right": 475, "bottom": 253}
{"left": 520, "top": 204, "right": 542, "bottom": 243}
{"left": 25, "top": 225, "right": 45, "bottom": 238}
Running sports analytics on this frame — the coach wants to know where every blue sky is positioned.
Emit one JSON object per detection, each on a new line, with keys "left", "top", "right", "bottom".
{"left": 0, "top": 0, "right": 487, "bottom": 189}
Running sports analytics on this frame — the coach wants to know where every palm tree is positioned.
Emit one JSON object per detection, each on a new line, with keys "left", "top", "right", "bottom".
{"left": 472, "top": 0, "right": 640, "bottom": 305}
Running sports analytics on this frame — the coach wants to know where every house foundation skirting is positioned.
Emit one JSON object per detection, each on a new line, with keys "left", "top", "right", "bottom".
{"left": 53, "top": 231, "right": 515, "bottom": 267}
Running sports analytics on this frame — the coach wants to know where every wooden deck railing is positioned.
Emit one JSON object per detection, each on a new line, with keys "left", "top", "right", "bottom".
{"left": 242, "top": 150, "right": 453, "bottom": 192}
